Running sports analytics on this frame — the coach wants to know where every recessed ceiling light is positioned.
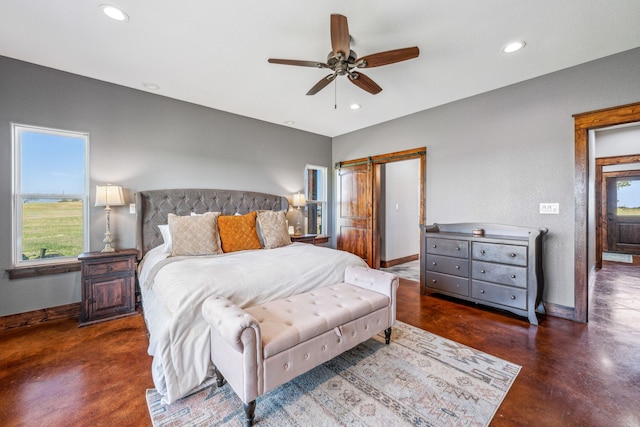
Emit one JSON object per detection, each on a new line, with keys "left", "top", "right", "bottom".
{"left": 501, "top": 40, "right": 526, "bottom": 54}
{"left": 142, "top": 82, "right": 160, "bottom": 91}
{"left": 350, "top": 104, "right": 361, "bottom": 110}
{"left": 100, "top": 4, "right": 130, "bottom": 22}
{"left": 284, "top": 121, "right": 295, "bottom": 125}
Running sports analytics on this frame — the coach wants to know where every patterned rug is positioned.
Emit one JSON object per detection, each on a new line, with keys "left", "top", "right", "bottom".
{"left": 146, "top": 321, "right": 520, "bottom": 426}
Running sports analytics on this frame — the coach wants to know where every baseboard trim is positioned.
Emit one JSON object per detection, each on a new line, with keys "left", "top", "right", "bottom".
{"left": 543, "top": 301, "right": 576, "bottom": 322}
{"left": 1, "top": 302, "right": 80, "bottom": 330}
{"left": 381, "top": 254, "right": 419, "bottom": 268}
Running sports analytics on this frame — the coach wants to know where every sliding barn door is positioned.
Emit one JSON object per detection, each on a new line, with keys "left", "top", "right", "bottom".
{"left": 336, "top": 163, "right": 373, "bottom": 266}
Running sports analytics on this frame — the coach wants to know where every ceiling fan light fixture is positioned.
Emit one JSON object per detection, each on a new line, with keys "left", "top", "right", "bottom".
{"left": 142, "top": 82, "right": 160, "bottom": 91}
{"left": 100, "top": 4, "right": 130, "bottom": 22}
{"left": 350, "top": 104, "right": 361, "bottom": 110}
{"left": 501, "top": 40, "right": 526, "bottom": 54}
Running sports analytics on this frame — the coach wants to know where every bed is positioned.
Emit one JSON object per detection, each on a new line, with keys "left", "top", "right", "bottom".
{"left": 135, "top": 189, "right": 366, "bottom": 404}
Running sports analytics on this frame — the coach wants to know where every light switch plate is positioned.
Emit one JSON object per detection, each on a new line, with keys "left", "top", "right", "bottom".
{"left": 539, "top": 203, "right": 559, "bottom": 214}
{"left": 129, "top": 203, "right": 136, "bottom": 214}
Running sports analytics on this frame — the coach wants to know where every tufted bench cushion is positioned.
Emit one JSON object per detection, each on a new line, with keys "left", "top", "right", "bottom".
{"left": 202, "top": 265, "right": 398, "bottom": 426}
{"left": 247, "top": 283, "right": 389, "bottom": 358}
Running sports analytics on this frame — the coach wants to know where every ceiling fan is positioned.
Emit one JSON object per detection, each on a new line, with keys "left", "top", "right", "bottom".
{"left": 268, "top": 14, "right": 419, "bottom": 95}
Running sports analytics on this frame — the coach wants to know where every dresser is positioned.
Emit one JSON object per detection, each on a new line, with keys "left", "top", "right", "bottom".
{"left": 78, "top": 249, "right": 138, "bottom": 326}
{"left": 420, "top": 223, "right": 547, "bottom": 325}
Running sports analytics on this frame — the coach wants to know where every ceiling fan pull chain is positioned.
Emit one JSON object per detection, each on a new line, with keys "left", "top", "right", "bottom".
{"left": 334, "top": 79, "right": 337, "bottom": 110}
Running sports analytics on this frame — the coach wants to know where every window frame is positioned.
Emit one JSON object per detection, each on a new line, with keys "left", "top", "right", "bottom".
{"left": 304, "top": 164, "right": 328, "bottom": 236}
{"left": 12, "top": 123, "right": 90, "bottom": 268}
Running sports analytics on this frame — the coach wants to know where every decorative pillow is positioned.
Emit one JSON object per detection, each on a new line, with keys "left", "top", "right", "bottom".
{"left": 217, "top": 211, "right": 262, "bottom": 253}
{"left": 257, "top": 210, "right": 291, "bottom": 249}
{"left": 168, "top": 212, "right": 222, "bottom": 256}
{"left": 158, "top": 224, "right": 172, "bottom": 253}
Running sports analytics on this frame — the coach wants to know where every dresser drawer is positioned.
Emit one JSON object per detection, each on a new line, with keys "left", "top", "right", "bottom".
{"left": 83, "top": 258, "right": 135, "bottom": 276}
{"left": 472, "top": 242, "right": 527, "bottom": 266}
{"left": 472, "top": 261, "right": 527, "bottom": 288}
{"left": 425, "top": 271, "right": 469, "bottom": 296}
{"left": 426, "top": 238, "right": 468, "bottom": 258}
{"left": 426, "top": 254, "right": 469, "bottom": 277}
{"left": 471, "top": 280, "right": 527, "bottom": 310}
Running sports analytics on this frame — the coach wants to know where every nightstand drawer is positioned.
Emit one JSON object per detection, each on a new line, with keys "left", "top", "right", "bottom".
{"left": 83, "top": 258, "right": 135, "bottom": 276}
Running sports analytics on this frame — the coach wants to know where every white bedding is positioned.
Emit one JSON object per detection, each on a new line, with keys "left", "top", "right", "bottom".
{"left": 139, "top": 242, "right": 366, "bottom": 404}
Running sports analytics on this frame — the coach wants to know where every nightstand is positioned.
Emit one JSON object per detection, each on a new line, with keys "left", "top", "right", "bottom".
{"left": 290, "top": 234, "right": 317, "bottom": 244}
{"left": 78, "top": 248, "right": 138, "bottom": 326}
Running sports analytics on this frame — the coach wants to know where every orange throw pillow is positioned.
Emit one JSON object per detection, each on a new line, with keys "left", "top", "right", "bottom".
{"left": 217, "top": 211, "right": 262, "bottom": 253}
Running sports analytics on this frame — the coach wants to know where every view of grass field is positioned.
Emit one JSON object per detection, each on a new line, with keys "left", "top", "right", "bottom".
{"left": 22, "top": 200, "right": 83, "bottom": 260}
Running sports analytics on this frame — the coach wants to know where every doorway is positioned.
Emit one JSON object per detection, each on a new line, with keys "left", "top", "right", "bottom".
{"left": 335, "top": 148, "right": 426, "bottom": 270}
{"left": 574, "top": 101, "right": 640, "bottom": 322}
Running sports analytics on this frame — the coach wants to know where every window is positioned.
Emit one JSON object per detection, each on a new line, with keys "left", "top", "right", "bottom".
{"left": 12, "top": 124, "right": 89, "bottom": 267}
{"left": 305, "top": 164, "right": 328, "bottom": 235}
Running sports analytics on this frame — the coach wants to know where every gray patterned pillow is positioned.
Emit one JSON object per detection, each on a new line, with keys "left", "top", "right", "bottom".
{"left": 168, "top": 212, "right": 222, "bottom": 256}
{"left": 257, "top": 210, "right": 291, "bottom": 249}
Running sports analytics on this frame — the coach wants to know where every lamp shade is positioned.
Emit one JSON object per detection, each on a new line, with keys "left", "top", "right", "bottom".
{"left": 292, "top": 193, "right": 306, "bottom": 207}
{"left": 95, "top": 184, "right": 125, "bottom": 207}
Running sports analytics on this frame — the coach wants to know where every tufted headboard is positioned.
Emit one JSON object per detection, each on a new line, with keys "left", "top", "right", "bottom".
{"left": 135, "top": 188, "right": 289, "bottom": 258}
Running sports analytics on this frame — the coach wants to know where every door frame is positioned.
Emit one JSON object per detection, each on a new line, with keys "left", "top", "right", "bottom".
{"left": 335, "top": 147, "right": 427, "bottom": 269}
{"left": 573, "top": 102, "right": 640, "bottom": 323}
{"left": 596, "top": 158, "right": 640, "bottom": 268}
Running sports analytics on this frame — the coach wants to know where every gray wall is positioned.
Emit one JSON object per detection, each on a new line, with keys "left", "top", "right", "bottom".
{"left": 0, "top": 56, "right": 332, "bottom": 317}
{"left": 333, "top": 47, "right": 640, "bottom": 309}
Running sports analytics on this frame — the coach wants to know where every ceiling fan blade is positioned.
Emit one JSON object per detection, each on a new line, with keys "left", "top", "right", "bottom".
{"left": 348, "top": 72, "right": 382, "bottom": 95}
{"left": 330, "top": 14, "right": 350, "bottom": 58}
{"left": 268, "top": 58, "right": 327, "bottom": 68}
{"left": 357, "top": 47, "right": 420, "bottom": 68}
{"left": 306, "top": 74, "right": 337, "bottom": 96}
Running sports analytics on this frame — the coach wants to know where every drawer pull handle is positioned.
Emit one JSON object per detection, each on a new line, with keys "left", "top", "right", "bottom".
{"left": 510, "top": 295, "right": 516, "bottom": 300}
{"left": 106, "top": 265, "right": 112, "bottom": 272}
{"left": 511, "top": 274, "right": 516, "bottom": 279}
{"left": 480, "top": 250, "right": 485, "bottom": 254}
{"left": 510, "top": 253, "right": 517, "bottom": 257}
{"left": 480, "top": 289, "right": 485, "bottom": 294}
{"left": 480, "top": 269, "right": 485, "bottom": 273}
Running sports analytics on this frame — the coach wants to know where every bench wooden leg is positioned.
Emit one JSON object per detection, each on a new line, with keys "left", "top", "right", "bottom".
{"left": 244, "top": 400, "right": 256, "bottom": 426}
{"left": 385, "top": 327, "right": 392, "bottom": 344}
{"left": 214, "top": 365, "right": 225, "bottom": 387}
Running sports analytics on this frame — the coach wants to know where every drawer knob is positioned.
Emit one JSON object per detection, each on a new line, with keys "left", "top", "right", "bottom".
{"left": 456, "top": 247, "right": 461, "bottom": 251}
{"left": 511, "top": 274, "right": 516, "bottom": 279}
{"left": 432, "top": 262, "right": 437, "bottom": 266}
{"left": 510, "top": 295, "right": 516, "bottom": 300}
{"left": 480, "top": 250, "right": 486, "bottom": 254}
{"left": 480, "top": 269, "right": 485, "bottom": 274}
{"left": 431, "top": 279, "right": 437, "bottom": 283}
{"left": 432, "top": 244, "right": 437, "bottom": 248}
{"left": 510, "top": 253, "right": 517, "bottom": 257}
{"left": 106, "top": 265, "right": 112, "bottom": 272}
{"left": 480, "top": 289, "right": 485, "bottom": 294}
{"left": 455, "top": 265, "right": 460, "bottom": 269}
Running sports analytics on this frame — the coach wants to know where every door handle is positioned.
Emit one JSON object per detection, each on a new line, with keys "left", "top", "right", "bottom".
{"left": 607, "top": 213, "right": 613, "bottom": 221}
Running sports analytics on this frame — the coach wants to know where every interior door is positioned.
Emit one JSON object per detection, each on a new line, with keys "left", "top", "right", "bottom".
{"left": 606, "top": 174, "right": 640, "bottom": 255}
{"left": 336, "top": 163, "right": 373, "bottom": 266}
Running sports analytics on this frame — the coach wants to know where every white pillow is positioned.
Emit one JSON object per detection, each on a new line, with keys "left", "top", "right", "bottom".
{"left": 158, "top": 224, "right": 171, "bottom": 253}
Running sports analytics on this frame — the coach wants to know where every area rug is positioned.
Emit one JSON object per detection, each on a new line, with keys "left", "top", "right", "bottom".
{"left": 382, "top": 260, "right": 420, "bottom": 282}
{"left": 146, "top": 321, "right": 521, "bottom": 426}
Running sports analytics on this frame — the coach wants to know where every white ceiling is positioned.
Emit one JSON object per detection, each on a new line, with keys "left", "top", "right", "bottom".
{"left": 1, "top": 1, "right": 640, "bottom": 137}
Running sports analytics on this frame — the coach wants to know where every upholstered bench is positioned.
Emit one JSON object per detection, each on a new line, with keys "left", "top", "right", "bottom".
{"left": 202, "top": 265, "right": 398, "bottom": 426}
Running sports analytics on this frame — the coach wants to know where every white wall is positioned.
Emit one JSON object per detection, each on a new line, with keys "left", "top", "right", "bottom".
{"left": 382, "top": 159, "right": 420, "bottom": 261}
{"left": 333, "top": 47, "right": 640, "bottom": 309}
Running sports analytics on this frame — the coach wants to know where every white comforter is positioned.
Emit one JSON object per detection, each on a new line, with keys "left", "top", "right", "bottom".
{"left": 139, "top": 242, "right": 366, "bottom": 404}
